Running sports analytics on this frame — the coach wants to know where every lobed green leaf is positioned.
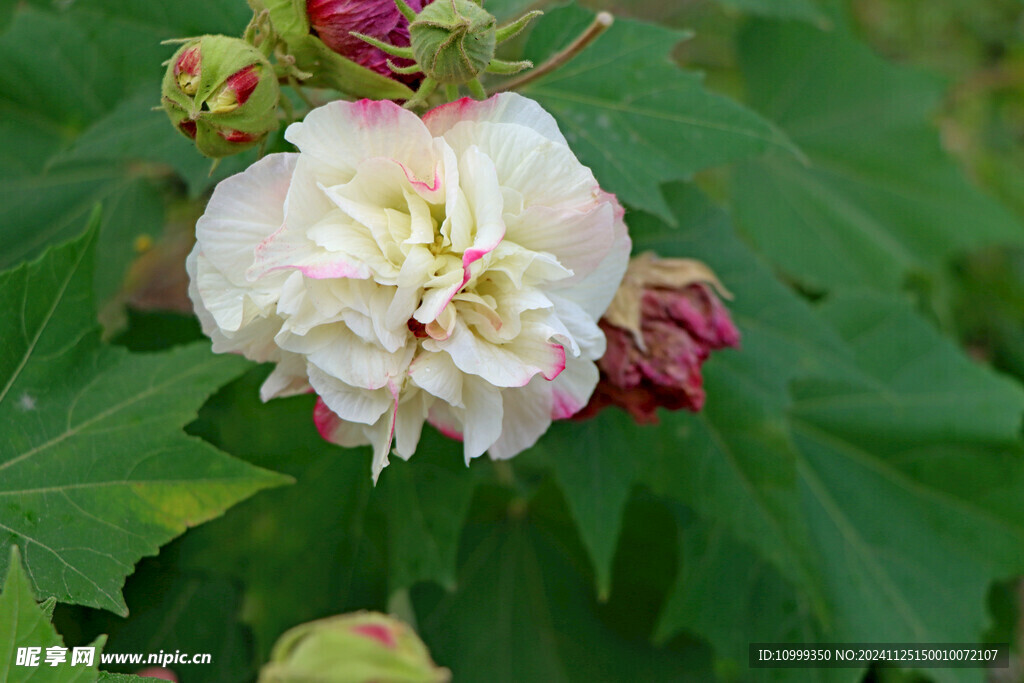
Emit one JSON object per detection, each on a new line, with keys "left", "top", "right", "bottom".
{"left": 0, "top": 221, "right": 288, "bottom": 615}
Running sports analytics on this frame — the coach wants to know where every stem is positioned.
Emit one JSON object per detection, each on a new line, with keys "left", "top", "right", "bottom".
{"left": 493, "top": 11, "right": 614, "bottom": 92}
{"left": 387, "top": 588, "right": 419, "bottom": 630}
{"left": 467, "top": 78, "right": 487, "bottom": 100}
{"left": 492, "top": 460, "right": 515, "bottom": 487}
{"left": 445, "top": 83, "right": 460, "bottom": 101}
{"left": 288, "top": 77, "right": 316, "bottom": 111}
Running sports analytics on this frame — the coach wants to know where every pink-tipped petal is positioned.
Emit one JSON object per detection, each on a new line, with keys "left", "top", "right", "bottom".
{"left": 424, "top": 93, "right": 568, "bottom": 146}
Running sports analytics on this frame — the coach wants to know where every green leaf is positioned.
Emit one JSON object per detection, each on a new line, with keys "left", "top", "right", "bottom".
{"left": 412, "top": 512, "right": 715, "bottom": 682}
{"left": 0, "top": 546, "right": 104, "bottom": 682}
{"left": 520, "top": 4, "right": 796, "bottom": 223}
{"left": 0, "top": 221, "right": 288, "bottom": 615}
{"left": 656, "top": 509, "right": 855, "bottom": 683}
{"left": 628, "top": 183, "right": 856, "bottom": 615}
{"left": 787, "top": 294, "right": 1024, "bottom": 646}
{"left": 0, "top": 2, "right": 254, "bottom": 301}
{"left": 180, "top": 368, "right": 478, "bottom": 657}
{"left": 717, "top": 0, "right": 828, "bottom": 24}
{"left": 0, "top": 0, "right": 13, "bottom": 32}
{"left": 485, "top": 0, "right": 537, "bottom": 22}
{"left": 377, "top": 437, "right": 481, "bottom": 594}
{"left": 732, "top": 17, "right": 1024, "bottom": 292}
{"left": 641, "top": 185, "right": 1024, "bottom": 678}
{"left": 71, "top": 565, "right": 255, "bottom": 683}
{"left": 540, "top": 413, "right": 639, "bottom": 600}
{"left": 179, "top": 369, "right": 382, "bottom": 656}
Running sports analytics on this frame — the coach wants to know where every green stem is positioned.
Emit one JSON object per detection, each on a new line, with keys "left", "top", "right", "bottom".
{"left": 493, "top": 11, "right": 614, "bottom": 93}
{"left": 492, "top": 460, "right": 515, "bottom": 487}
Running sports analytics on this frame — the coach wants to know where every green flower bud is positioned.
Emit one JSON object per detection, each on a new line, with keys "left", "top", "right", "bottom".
{"left": 259, "top": 611, "right": 450, "bottom": 683}
{"left": 350, "top": 1, "right": 540, "bottom": 107}
{"left": 409, "top": 0, "right": 495, "bottom": 85}
{"left": 161, "top": 35, "right": 280, "bottom": 158}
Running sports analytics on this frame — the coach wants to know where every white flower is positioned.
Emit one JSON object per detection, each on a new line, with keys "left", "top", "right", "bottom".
{"left": 187, "top": 93, "right": 630, "bottom": 480}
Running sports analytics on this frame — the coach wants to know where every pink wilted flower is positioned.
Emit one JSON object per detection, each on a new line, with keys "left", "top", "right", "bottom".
{"left": 187, "top": 94, "right": 630, "bottom": 481}
{"left": 577, "top": 253, "right": 740, "bottom": 424}
{"left": 307, "top": 0, "right": 430, "bottom": 78}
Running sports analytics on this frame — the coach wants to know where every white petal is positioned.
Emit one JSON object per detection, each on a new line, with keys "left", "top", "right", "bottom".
{"left": 394, "top": 391, "right": 430, "bottom": 460}
{"left": 314, "top": 398, "right": 370, "bottom": 447}
{"left": 488, "top": 377, "right": 553, "bottom": 460}
{"left": 425, "top": 319, "right": 566, "bottom": 388}
{"left": 549, "top": 356, "right": 599, "bottom": 420}
{"left": 547, "top": 293, "right": 606, "bottom": 359}
{"left": 250, "top": 220, "right": 373, "bottom": 281}
{"left": 286, "top": 99, "right": 437, "bottom": 184}
{"left": 458, "top": 145, "right": 506, "bottom": 283}
{"left": 368, "top": 401, "right": 399, "bottom": 484}
{"left": 461, "top": 378, "right": 503, "bottom": 463}
{"left": 504, "top": 201, "right": 615, "bottom": 286}
{"left": 427, "top": 402, "right": 464, "bottom": 442}
{"left": 443, "top": 122, "right": 598, "bottom": 211}
{"left": 552, "top": 205, "right": 631, "bottom": 319}
{"left": 385, "top": 245, "right": 435, "bottom": 330}
{"left": 308, "top": 364, "right": 393, "bottom": 426}
{"left": 260, "top": 352, "right": 310, "bottom": 401}
{"left": 195, "top": 153, "right": 297, "bottom": 284}
{"left": 279, "top": 323, "right": 413, "bottom": 391}
{"left": 409, "top": 351, "right": 464, "bottom": 406}
{"left": 424, "top": 93, "right": 568, "bottom": 146}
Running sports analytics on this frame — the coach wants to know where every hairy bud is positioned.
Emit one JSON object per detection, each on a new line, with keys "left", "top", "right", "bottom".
{"left": 161, "top": 36, "right": 280, "bottom": 158}
{"left": 409, "top": 0, "right": 495, "bottom": 85}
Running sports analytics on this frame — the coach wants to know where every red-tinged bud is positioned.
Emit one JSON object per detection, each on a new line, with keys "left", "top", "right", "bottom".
{"left": 259, "top": 611, "right": 450, "bottom": 682}
{"left": 207, "top": 65, "right": 261, "bottom": 114}
{"left": 577, "top": 253, "right": 740, "bottom": 424}
{"left": 161, "top": 36, "right": 280, "bottom": 158}
{"left": 174, "top": 45, "right": 201, "bottom": 95}
{"left": 218, "top": 129, "right": 259, "bottom": 143}
{"left": 307, "top": 0, "right": 430, "bottom": 80}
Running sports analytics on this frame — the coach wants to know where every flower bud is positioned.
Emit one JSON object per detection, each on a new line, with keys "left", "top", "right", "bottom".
{"left": 307, "top": 0, "right": 429, "bottom": 80}
{"left": 259, "top": 611, "right": 450, "bottom": 683}
{"left": 577, "top": 253, "right": 741, "bottom": 424}
{"left": 161, "top": 35, "right": 280, "bottom": 158}
{"left": 409, "top": 0, "right": 496, "bottom": 85}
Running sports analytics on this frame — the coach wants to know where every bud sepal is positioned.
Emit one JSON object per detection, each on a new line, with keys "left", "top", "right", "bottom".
{"left": 246, "top": 0, "right": 417, "bottom": 101}
{"left": 352, "top": 0, "right": 542, "bottom": 107}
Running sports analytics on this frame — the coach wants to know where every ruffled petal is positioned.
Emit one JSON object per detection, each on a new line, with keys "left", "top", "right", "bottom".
{"left": 425, "top": 319, "right": 566, "bottom": 388}
{"left": 552, "top": 203, "right": 631, "bottom": 319}
{"left": 195, "top": 153, "right": 297, "bottom": 284}
{"left": 461, "top": 377, "right": 503, "bottom": 463}
{"left": 279, "top": 323, "right": 413, "bottom": 391}
{"left": 409, "top": 350, "right": 464, "bottom": 406}
{"left": 549, "top": 356, "right": 599, "bottom": 420}
{"left": 424, "top": 93, "right": 568, "bottom": 146}
{"left": 442, "top": 122, "right": 599, "bottom": 212}
{"left": 488, "top": 377, "right": 553, "bottom": 460}
{"left": 285, "top": 99, "right": 437, "bottom": 183}
{"left": 308, "top": 364, "right": 394, "bottom": 426}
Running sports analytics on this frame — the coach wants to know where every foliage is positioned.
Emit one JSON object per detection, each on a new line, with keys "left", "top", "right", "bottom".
{"left": 3, "top": 0, "right": 1024, "bottom": 681}
{"left": 0, "top": 546, "right": 104, "bottom": 682}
